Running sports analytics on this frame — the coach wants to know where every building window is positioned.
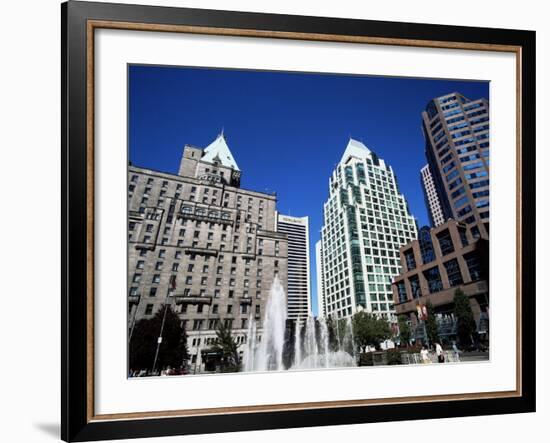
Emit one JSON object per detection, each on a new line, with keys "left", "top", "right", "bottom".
{"left": 192, "top": 320, "right": 203, "bottom": 330}
{"left": 404, "top": 249, "right": 416, "bottom": 271}
{"left": 152, "top": 274, "right": 160, "bottom": 283}
{"left": 444, "top": 259, "right": 463, "bottom": 287}
{"left": 409, "top": 275, "right": 421, "bottom": 298}
{"left": 132, "top": 273, "right": 141, "bottom": 283}
{"left": 423, "top": 266, "right": 443, "bottom": 293}
{"left": 149, "top": 287, "right": 157, "bottom": 297}
{"left": 145, "top": 304, "right": 153, "bottom": 315}
{"left": 396, "top": 281, "right": 407, "bottom": 303}
{"left": 436, "top": 229, "right": 455, "bottom": 255}
{"left": 227, "top": 305, "right": 233, "bottom": 314}
{"left": 464, "top": 252, "right": 482, "bottom": 281}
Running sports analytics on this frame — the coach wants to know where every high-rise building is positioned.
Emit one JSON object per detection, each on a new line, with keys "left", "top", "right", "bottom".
{"left": 319, "top": 138, "right": 418, "bottom": 322}
{"left": 127, "top": 133, "right": 288, "bottom": 372}
{"left": 276, "top": 214, "right": 311, "bottom": 321}
{"left": 420, "top": 164, "right": 445, "bottom": 227}
{"left": 422, "top": 92, "right": 490, "bottom": 239}
{"left": 315, "top": 240, "right": 326, "bottom": 318}
{"left": 391, "top": 92, "right": 491, "bottom": 344}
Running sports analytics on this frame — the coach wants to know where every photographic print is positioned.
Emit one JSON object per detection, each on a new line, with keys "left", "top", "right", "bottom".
{"left": 126, "top": 65, "right": 490, "bottom": 377}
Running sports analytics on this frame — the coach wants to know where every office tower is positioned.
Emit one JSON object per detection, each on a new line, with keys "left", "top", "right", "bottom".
{"left": 315, "top": 240, "right": 326, "bottom": 318}
{"left": 420, "top": 164, "right": 445, "bottom": 227}
{"left": 127, "top": 133, "right": 288, "bottom": 372}
{"left": 422, "top": 92, "right": 490, "bottom": 239}
{"left": 276, "top": 214, "right": 311, "bottom": 321}
{"left": 319, "top": 138, "right": 418, "bottom": 322}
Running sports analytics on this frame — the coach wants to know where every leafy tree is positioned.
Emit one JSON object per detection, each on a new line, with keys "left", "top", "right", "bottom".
{"left": 352, "top": 311, "right": 391, "bottom": 352}
{"left": 208, "top": 321, "right": 241, "bottom": 371}
{"left": 425, "top": 301, "right": 439, "bottom": 346}
{"left": 397, "top": 315, "right": 412, "bottom": 347}
{"left": 453, "top": 289, "right": 476, "bottom": 346}
{"left": 129, "top": 304, "right": 189, "bottom": 373}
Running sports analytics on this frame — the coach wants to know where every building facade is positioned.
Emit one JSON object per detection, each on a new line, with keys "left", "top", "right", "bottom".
{"left": 276, "top": 214, "right": 311, "bottom": 322}
{"left": 127, "top": 133, "right": 288, "bottom": 372}
{"left": 422, "top": 92, "right": 490, "bottom": 239}
{"left": 420, "top": 164, "right": 445, "bottom": 227}
{"left": 318, "top": 138, "right": 418, "bottom": 322}
{"left": 315, "top": 240, "right": 326, "bottom": 318}
{"left": 392, "top": 221, "right": 489, "bottom": 342}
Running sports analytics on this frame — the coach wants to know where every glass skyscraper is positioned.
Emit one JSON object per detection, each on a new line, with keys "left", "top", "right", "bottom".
{"left": 422, "top": 92, "right": 490, "bottom": 239}
{"left": 318, "top": 138, "right": 417, "bottom": 322}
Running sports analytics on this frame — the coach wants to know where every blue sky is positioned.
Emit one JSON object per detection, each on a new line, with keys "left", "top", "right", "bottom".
{"left": 129, "top": 65, "right": 489, "bottom": 315}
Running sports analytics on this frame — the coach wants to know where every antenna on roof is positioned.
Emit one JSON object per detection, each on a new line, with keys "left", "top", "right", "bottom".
{"left": 220, "top": 126, "right": 225, "bottom": 138}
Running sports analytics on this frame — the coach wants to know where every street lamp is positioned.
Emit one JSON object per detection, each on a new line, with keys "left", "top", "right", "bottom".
{"left": 128, "top": 293, "right": 142, "bottom": 344}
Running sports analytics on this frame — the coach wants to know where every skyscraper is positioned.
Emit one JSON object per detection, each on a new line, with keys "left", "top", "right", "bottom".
{"left": 276, "top": 214, "right": 311, "bottom": 321}
{"left": 127, "top": 133, "right": 288, "bottom": 372}
{"left": 422, "top": 92, "right": 490, "bottom": 239}
{"left": 420, "top": 164, "right": 445, "bottom": 227}
{"left": 315, "top": 240, "right": 326, "bottom": 318}
{"left": 318, "top": 138, "right": 418, "bottom": 322}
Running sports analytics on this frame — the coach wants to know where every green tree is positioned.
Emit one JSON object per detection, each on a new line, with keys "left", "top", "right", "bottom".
{"left": 352, "top": 311, "right": 391, "bottom": 352}
{"left": 129, "top": 304, "right": 189, "bottom": 372}
{"left": 208, "top": 321, "right": 241, "bottom": 372}
{"left": 425, "top": 301, "right": 439, "bottom": 346}
{"left": 397, "top": 315, "right": 412, "bottom": 347}
{"left": 453, "top": 289, "right": 476, "bottom": 346}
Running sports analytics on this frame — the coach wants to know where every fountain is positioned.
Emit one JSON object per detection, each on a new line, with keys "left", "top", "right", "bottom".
{"left": 244, "top": 278, "right": 356, "bottom": 372}
{"left": 244, "top": 276, "right": 287, "bottom": 371}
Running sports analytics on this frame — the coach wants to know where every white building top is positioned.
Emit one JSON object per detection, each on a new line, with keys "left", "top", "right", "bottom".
{"left": 202, "top": 133, "right": 240, "bottom": 171}
{"left": 340, "top": 138, "right": 371, "bottom": 163}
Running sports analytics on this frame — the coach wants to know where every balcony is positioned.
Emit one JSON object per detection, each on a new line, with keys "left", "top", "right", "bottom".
{"left": 183, "top": 246, "right": 218, "bottom": 257}
{"left": 174, "top": 294, "right": 213, "bottom": 306}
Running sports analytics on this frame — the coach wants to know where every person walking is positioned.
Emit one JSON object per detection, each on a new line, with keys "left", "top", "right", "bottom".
{"left": 452, "top": 341, "right": 461, "bottom": 362}
{"left": 435, "top": 342, "right": 444, "bottom": 363}
{"left": 420, "top": 345, "right": 431, "bottom": 364}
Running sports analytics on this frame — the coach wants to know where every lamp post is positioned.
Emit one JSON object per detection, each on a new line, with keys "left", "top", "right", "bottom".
{"left": 152, "top": 276, "right": 177, "bottom": 375}
{"left": 128, "top": 294, "right": 141, "bottom": 344}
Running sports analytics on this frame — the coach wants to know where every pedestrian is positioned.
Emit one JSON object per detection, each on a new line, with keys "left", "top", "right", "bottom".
{"left": 420, "top": 345, "right": 431, "bottom": 364}
{"left": 452, "top": 341, "right": 461, "bottom": 362}
{"left": 435, "top": 342, "right": 444, "bottom": 363}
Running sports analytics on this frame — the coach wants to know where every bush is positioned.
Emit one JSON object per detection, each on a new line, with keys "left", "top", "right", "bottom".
{"left": 386, "top": 349, "right": 403, "bottom": 365}
{"left": 358, "top": 352, "right": 374, "bottom": 366}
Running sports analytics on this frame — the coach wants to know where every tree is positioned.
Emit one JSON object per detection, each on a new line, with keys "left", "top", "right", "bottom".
{"left": 397, "top": 315, "right": 412, "bottom": 347}
{"left": 352, "top": 311, "right": 392, "bottom": 352}
{"left": 208, "top": 321, "right": 241, "bottom": 371}
{"left": 129, "top": 304, "right": 189, "bottom": 373}
{"left": 453, "top": 289, "right": 476, "bottom": 346}
{"left": 425, "top": 301, "right": 439, "bottom": 346}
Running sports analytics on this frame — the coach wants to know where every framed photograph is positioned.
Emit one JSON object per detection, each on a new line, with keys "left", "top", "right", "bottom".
{"left": 62, "top": 1, "right": 536, "bottom": 441}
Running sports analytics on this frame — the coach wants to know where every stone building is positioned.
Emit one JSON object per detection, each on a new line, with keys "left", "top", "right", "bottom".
{"left": 392, "top": 221, "right": 489, "bottom": 343}
{"left": 127, "top": 133, "right": 288, "bottom": 372}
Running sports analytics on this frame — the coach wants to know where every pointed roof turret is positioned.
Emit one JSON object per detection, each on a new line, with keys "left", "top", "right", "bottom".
{"left": 340, "top": 138, "right": 372, "bottom": 163}
{"left": 202, "top": 133, "right": 240, "bottom": 171}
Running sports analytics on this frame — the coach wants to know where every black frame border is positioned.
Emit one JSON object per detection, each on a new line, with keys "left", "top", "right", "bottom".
{"left": 62, "top": 1, "right": 536, "bottom": 441}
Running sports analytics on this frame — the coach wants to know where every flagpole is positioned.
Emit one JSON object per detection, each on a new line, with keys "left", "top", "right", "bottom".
{"left": 152, "top": 275, "right": 176, "bottom": 375}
